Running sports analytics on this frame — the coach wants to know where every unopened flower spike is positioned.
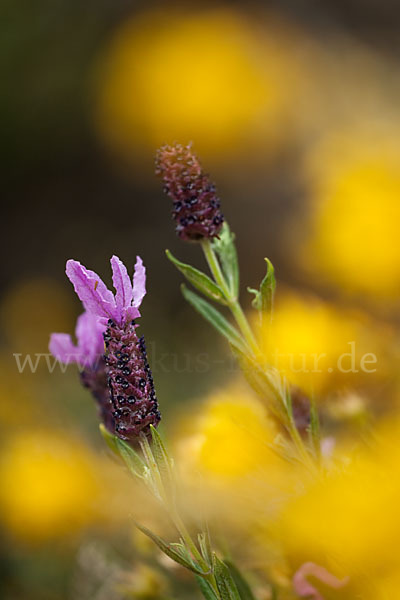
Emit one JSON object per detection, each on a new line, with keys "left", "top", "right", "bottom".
{"left": 49, "top": 255, "right": 160, "bottom": 443}
{"left": 155, "top": 142, "right": 224, "bottom": 241}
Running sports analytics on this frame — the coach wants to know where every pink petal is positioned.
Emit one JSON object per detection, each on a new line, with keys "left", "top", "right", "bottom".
{"left": 75, "top": 312, "right": 106, "bottom": 365}
{"left": 49, "top": 333, "right": 82, "bottom": 364}
{"left": 132, "top": 255, "right": 146, "bottom": 308}
{"left": 126, "top": 306, "right": 141, "bottom": 321}
{"left": 66, "top": 260, "right": 117, "bottom": 320}
{"left": 293, "top": 562, "right": 349, "bottom": 600}
{"left": 111, "top": 255, "right": 133, "bottom": 309}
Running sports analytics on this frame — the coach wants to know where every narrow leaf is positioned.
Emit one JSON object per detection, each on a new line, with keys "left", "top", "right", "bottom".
{"left": 150, "top": 425, "right": 175, "bottom": 498}
{"left": 224, "top": 561, "right": 256, "bottom": 600}
{"left": 198, "top": 531, "right": 212, "bottom": 566}
{"left": 211, "top": 222, "right": 239, "bottom": 298}
{"left": 138, "top": 433, "right": 164, "bottom": 500}
{"left": 100, "top": 426, "right": 147, "bottom": 481}
{"left": 116, "top": 437, "right": 146, "bottom": 479}
{"left": 213, "top": 554, "right": 241, "bottom": 600}
{"left": 249, "top": 258, "right": 276, "bottom": 317}
{"left": 259, "top": 258, "right": 276, "bottom": 313}
{"left": 195, "top": 576, "right": 219, "bottom": 600}
{"left": 247, "top": 288, "right": 259, "bottom": 304}
{"left": 229, "top": 344, "right": 286, "bottom": 423}
{"left": 135, "top": 523, "right": 210, "bottom": 575}
{"left": 166, "top": 249, "right": 227, "bottom": 304}
{"left": 99, "top": 424, "right": 119, "bottom": 456}
{"left": 181, "top": 285, "right": 247, "bottom": 353}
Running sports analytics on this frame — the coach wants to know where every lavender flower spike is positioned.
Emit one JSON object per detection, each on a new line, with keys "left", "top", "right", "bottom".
{"left": 155, "top": 142, "right": 224, "bottom": 241}
{"left": 103, "top": 319, "right": 160, "bottom": 441}
{"left": 65, "top": 255, "right": 146, "bottom": 326}
{"left": 51, "top": 254, "right": 160, "bottom": 443}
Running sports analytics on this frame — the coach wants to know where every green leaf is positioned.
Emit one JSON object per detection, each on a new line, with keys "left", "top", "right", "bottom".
{"left": 198, "top": 531, "right": 212, "bottom": 566}
{"left": 229, "top": 344, "right": 285, "bottom": 423}
{"left": 259, "top": 258, "right": 276, "bottom": 311}
{"left": 211, "top": 222, "right": 239, "bottom": 298}
{"left": 181, "top": 285, "right": 247, "bottom": 353}
{"left": 115, "top": 437, "right": 146, "bottom": 479}
{"left": 137, "top": 433, "right": 164, "bottom": 500}
{"left": 213, "top": 555, "right": 241, "bottom": 600}
{"left": 149, "top": 425, "right": 175, "bottom": 498}
{"left": 224, "top": 561, "right": 256, "bottom": 600}
{"left": 100, "top": 425, "right": 147, "bottom": 481}
{"left": 99, "top": 424, "right": 120, "bottom": 456}
{"left": 166, "top": 249, "right": 227, "bottom": 304}
{"left": 248, "top": 258, "right": 276, "bottom": 316}
{"left": 135, "top": 523, "right": 210, "bottom": 575}
{"left": 195, "top": 576, "right": 219, "bottom": 600}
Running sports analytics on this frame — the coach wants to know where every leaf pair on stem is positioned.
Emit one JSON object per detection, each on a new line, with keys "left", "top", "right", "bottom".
{"left": 100, "top": 423, "right": 255, "bottom": 600}
{"left": 167, "top": 221, "right": 320, "bottom": 467}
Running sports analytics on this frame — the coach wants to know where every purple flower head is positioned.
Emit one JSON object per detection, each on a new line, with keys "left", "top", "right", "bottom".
{"left": 49, "top": 254, "right": 160, "bottom": 444}
{"left": 65, "top": 255, "right": 146, "bottom": 327}
{"left": 49, "top": 311, "right": 105, "bottom": 368}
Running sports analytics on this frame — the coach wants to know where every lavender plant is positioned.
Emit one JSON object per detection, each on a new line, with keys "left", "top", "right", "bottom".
{"left": 156, "top": 142, "right": 320, "bottom": 469}
{"left": 50, "top": 255, "right": 250, "bottom": 600}
{"left": 49, "top": 142, "right": 322, "bottom": 600}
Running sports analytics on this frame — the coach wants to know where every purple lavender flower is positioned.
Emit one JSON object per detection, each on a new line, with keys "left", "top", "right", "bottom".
{"left": 50, "top": 311, "right": 115, "bottom": 434}
{"left": 50, "top": 311, "right": 105, "bottom": 368}
{"left": 49, "top": 255, "right": 160, "bottom": 442}
{"left": 103, "top": 319, "right": 160, "bottom": 440}
{"left": 65, "top": 255, "right": 146, "bottom": 326}
{"left": 155, "top": 142, "right": 224, "bottom": 241}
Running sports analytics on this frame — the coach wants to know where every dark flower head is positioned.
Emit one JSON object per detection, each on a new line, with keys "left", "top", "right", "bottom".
{"left": 155, "top": 142, "right": 224, "bottom": 241}
{"left": 104, "top": 318, "right": 160, "bottom": 441}
{"left": 49, "top": 255, "right": 160, "bottom": 443}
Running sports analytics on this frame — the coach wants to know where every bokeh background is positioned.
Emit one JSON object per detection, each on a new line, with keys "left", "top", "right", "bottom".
{"left": 2, "top": 1, "right": 400, "bottom": 598}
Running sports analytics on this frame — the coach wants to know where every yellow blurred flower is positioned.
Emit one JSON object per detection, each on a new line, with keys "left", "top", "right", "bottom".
{"left": 95, "top": 8, "right": 306, "bottom": 162}
{"left": 176, "top": 384, "right": 277, "bottom": 481}
{"left": 372, "top": 573, "right": 400, "bottom": 600}
{"left": 0, "top": 431, "right": 100, "bottom": 542}
{"left": 302, "top": 126, "right": 400, "bottom": 300}
{"left": 257, "top": 288, "right": 392, "bottom": 396}
{"left": 273, "top": 419, "right": 400, "bottom": 598}
{"left": 174, "top": 384, "right": 296, "bottom": 531}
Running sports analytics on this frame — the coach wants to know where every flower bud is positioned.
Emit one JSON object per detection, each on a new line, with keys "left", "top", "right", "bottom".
{"left": 155, "top": 142, "right": 224, "bottom": 241}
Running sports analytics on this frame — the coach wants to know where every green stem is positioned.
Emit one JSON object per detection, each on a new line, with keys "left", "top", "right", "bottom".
{"left": 201, "top": 239, "right": 259, "bottom": 355}
{"left": 171, "top": 498, "right": 221, "bottom": 596}
{"left": 171, "top": 511, "right": 220, "bottom": 596}
{"left": 140, "top": 435, "right": 220, "bottom": 596}
{"left": 139, "top": 434, "right": 165, "bottom": 501}
{"left": 172, "top": 511, "right": 205, "bottom": 566}
{"left": 201, "top": 239, "right": 315, "bottom": 471}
